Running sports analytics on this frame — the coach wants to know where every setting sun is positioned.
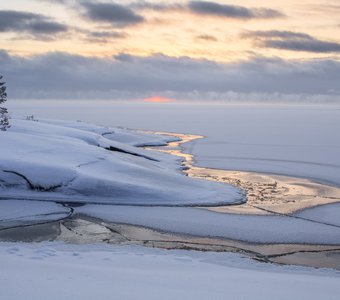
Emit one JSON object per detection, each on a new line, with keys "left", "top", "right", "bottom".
{"left": 143, "top": 96, "right": 175, "bottom": 103}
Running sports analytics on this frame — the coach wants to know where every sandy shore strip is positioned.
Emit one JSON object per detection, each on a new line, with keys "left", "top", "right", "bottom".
{"left": 145, "top": 131, "right": 340, "bottom": 215}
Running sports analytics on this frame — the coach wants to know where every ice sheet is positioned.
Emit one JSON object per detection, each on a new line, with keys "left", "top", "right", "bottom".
{"left": 294, "top": 203, "right": 340, "bottom": 227}
{"left": 77, "top": 205, "right": 340, "bottom": 245}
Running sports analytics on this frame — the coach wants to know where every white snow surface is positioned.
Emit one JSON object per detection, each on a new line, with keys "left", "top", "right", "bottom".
{"left": 295, "top": 203, "right": 340, "bottom": 227}
{"left": 9, "top": 102, "right": 339, "bottom": 186}
{"left": 37, "top": 118, "right": 175, "bottom": 147}
{"left": 0, "top": 200, "right": 70, "bottom": 228}
{"left": 1, "top": 109, "right": 340, "bottom": 298}
{"left": 77, "top": 204, "right": 340, "bottom": 245}
{"left": 1, "top": 242, "right": 340, "bottom": 300}
{"left": 0, "top": 118, "right": 242, "bottom": 205}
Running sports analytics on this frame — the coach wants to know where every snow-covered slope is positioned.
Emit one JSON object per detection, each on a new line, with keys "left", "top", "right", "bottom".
{"left": 0, "top": 118, "right": 242, "bottom": 205}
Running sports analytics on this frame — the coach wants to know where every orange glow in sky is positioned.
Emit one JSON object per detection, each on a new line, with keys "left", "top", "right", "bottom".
{"left": 144, "top": 96, "right": 175, "bottom": 103}
{"left": 1, "top": 0, "right": 340, "bottom": 62}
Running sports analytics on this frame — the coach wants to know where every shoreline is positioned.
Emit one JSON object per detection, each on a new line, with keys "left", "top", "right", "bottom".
{"left": 2, "top": 214, "right": 340, "bottom": 270}
{"left": 145, "top": 131, "right": 340, "bottom": 215}
{"left": 1, "top": 130, "right": 340, "bottom": 270}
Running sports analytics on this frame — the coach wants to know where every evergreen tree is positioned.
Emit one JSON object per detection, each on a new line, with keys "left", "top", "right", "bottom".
{"left": 0, "top": 75, "right": 10, "bottom": 131}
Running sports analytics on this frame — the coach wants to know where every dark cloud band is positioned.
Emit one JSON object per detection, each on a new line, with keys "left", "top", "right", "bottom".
{"left": 132, "top": 1, "right": 283, "bottom": 19}
{"left": 0, "top": 10, "right": 68, "bottom": 37}
{"left": 243, "top": 30, "right": 340, "bottom": 53}
{"left": 1, "top": 50, "right": 339, "bottom": 99}
{"left": 188, "top": 1, "right": 283, "bottom": 19}
{"left": 82, "top": 3, "right": 144, "bottom": 27}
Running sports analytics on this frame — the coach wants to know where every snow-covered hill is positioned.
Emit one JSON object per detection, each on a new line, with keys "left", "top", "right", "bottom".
{"left": 0, "top": 118, "right": 242, "bottom": 205}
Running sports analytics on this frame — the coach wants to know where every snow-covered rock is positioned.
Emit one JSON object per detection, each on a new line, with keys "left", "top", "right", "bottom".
{"left": 0, "top": 118, "right": 243, "bottom": 205}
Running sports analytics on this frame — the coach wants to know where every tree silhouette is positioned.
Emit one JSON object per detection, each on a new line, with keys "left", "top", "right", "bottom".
{"left": 0, "top": 75, "right": 10, "bottom": 131}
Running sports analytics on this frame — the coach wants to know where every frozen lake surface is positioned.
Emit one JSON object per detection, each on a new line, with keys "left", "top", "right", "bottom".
{"left": 9, "top": 101, "right": 340, "bottom": 186}
{"left": 2, "top": 102, "right": 340, "bottom": 299}
{"left": 1, "top": 115, "right": 340, "bottom": 246}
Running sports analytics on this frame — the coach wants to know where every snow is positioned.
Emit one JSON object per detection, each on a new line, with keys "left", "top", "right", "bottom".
{"left": 38, "top": 118, "right": 176, "bottom": 147}
{"left": 0, "top": 200, "right": 70, "bottom": 228}
{"left": 1, "top": 113, "right": 339, "bottom": 245}
{"left": 1, "top": 242, "right": 340, "bottom": 300}
{"left": 1, "top": 108, "right": 340, "bottom": 299}
{"left": 1, "top": 111, "right": 339, "bottom": 245}
{"left": 9, "top": 101, "right": 339, "bottom": 186}
{"left": 295, "top": 203, "right": 340, "bottom": 227}
{"left": 0, "top": 117, "right": 242, "bottom": 205}
{"left": 77, "top": 204, "right": 340, "bottom": 244}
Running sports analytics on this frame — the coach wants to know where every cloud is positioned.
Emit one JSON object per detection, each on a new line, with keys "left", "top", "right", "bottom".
{"left": 0, "top": 10, "right": 68, "bottom": 39}
{"left": 130, "top": 1, "right": 183, "bottom": 11}
{"left": 131, "top": 1, "right": 283, "bottom": 19}
{"left": 265, "top": 39, "right": 340, "bottom": 53}
{"left": 187, "top": 1, "right": 283, "bottom": 19}
{"left": 82, "top": 2, "right": 144, "bottom": 27}
{"left": 244, "top": 30, "right": 340, "bottom": 53}
{"left": 36, "top": 0, "right": 85, "bottom": 4}
{"left": 244, "top": 30, "right": 310, "bottom": 39}
{"left": 86, "top": 30, "right": 127, "bottom": 43}
{"left": 196, "top": 34, "right": 218, "bottom": 42}
{"left": 38, "top": 0, "right": 68, "bottom": 3}
{"left": 1, "top": 50, "right": 340, "bottom": 101}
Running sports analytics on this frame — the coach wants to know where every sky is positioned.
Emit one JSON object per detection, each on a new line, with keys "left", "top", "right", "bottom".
{"left": 1, "top": 0, "right": 340, "bottom": 101}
